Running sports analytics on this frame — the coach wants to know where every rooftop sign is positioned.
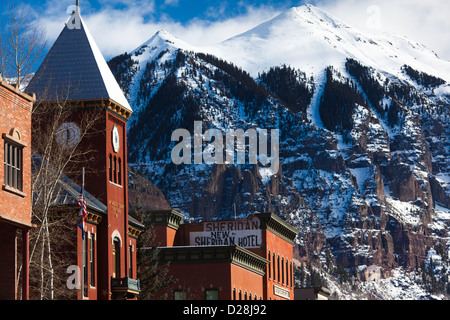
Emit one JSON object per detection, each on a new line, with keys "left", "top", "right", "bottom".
{"left": 190, "top": 217, "right": 262, "bottom": 248}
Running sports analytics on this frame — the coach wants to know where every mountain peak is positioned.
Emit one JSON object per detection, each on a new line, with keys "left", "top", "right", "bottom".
{"left": 154, "top": 29, "right": 179, "bottom": 42}
{"left": 280, "top": 4, "right": 352, "bottom": 30}
{"left": 132, "top": 29, "right": 196, "bottom": 58}
{"left": 109, "top": 3, "right": 450, "bottom": 301}
{"left": 211, "top": 4, "right": 450, "bottom": 81}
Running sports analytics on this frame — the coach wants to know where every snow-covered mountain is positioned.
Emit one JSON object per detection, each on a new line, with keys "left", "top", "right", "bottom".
{"left": 209, "top": 5, "right": 450, "bottom": 80}
{"left": 108, "top": 4, "right": 450, "bottom": 299}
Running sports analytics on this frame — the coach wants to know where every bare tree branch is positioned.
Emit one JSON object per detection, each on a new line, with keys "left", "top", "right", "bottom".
{"left": 27, "top": 96, "right": 104, "bottom": 299}
{"left": 0, "top": 0, "right": 47, "bottom": 89}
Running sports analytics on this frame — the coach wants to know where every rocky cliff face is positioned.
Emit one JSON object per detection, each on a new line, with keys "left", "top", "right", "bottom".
{"left": 128, "top": 166, "right": 172, "bottom": 213}
{"left": 115, "top": 5, "right": 450, "bottom": 299}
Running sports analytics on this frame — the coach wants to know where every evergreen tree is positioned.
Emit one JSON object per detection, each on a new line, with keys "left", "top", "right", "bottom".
{"left": 259, "top": 65, "right": 314, "bottom": 114}
{"left": 403, "top": 65, "right": 446, "bottom": 88}
{"left": 319, "top": 67, "right": 367, "bottom": 133}
{"left": 134, "top": 199, "right": 177, "bottom": 300}
{"left": 345, "top": 58, "right": 385, "bottom": 114}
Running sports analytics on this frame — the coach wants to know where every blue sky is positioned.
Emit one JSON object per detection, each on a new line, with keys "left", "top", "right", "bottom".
{"left": 4, "top": 0, "right": 450, "bottom": 61}
{"left": 51, "top": 0, "right": 306, "bottom": 22}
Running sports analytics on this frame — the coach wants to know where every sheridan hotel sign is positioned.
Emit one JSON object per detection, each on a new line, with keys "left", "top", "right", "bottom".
{"left": 190, "top": 217, "right": 262, "bottom": 248}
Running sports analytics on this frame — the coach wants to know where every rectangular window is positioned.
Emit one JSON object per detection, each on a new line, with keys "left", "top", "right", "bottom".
{"left": 272, "top": 253, "right": 276, "bottom": 282}
{"left": 205, "top": 289, "right": 219, "bottom": 300}
{"left": 4, "top": 141, "right": 23, "bottom": 191}
{"left": 286, "top": 260, "right": 289, "bottom": 287}
{"left": 290, "top": 262, "right": 293, "bottom": 288}
{"left": 113, "top": 156, "right": 117, "bottom": 184}
{"left": 109, "top": 154, "right": 113, "bottom": 182}
{"left": 174, "top": 290, "right": 187, "bottom": 300}
{"left": 277, "top": 255, "right": 280, "bottom": 283}
{"left": 83, "top": 235, "right": 88, "bottom": 297}
{"left": 118, "top": 158, "right": 122, "bottom": 185}
{"left": 90, "top": 234, "right": 95, "bottom": 286}
{"left": 128, "top": 245, "right": 133, "bottom": 278}
{"left": 113, "top": 238, "right": 120, "bottom": 278}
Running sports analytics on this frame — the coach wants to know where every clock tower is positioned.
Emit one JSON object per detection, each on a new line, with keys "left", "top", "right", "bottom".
{"left": 27, "top": 5, "right": 140, "bottom": 300}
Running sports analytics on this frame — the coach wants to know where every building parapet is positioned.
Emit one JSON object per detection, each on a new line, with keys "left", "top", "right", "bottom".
{"left": 0, "top": 73, "right": 36, "bottom": 103}
{"left": 254, "top": 213, "right": 299, "bottom": 244}
{"left": 147, "top": 209, "right": 184, "bottom": 230}
{"left": 159, "top": 244, "right": 269, "bottom": 276}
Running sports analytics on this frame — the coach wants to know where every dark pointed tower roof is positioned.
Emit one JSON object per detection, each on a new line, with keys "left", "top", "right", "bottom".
{"left": 27, "top": 7, "right": 132, "bottom": 113}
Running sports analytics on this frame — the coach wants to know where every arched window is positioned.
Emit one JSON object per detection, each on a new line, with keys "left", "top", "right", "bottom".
{"left": 3, "top": 128, "right": 25, "bottom": 193}
{"left": 112, "top": 237, "right": 121, "bottom": 278}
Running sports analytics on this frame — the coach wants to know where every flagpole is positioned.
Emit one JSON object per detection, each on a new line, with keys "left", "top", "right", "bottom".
{"left": 81, "top": 167, "right": 85, "bottom": 299}
{"left": 82, "top": 167, "right": 85, "bottom": 196}
{"left": 81, "top": 167, "right": 85, "bottom": 235}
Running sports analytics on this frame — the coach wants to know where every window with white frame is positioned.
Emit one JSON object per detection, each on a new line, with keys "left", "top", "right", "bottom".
{"left": 3, "top": 129, "right": 26, "bottom": 194}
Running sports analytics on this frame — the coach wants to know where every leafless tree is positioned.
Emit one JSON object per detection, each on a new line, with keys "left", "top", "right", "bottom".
{"left": 0, "top": 0, "right": 47, "bottom": 89}
{"left": 12, "top": 80, "right": 105, "bottom": 299}
{"left": 1, "top": 0, "right": 109, "bottom": 300}
{"left": 31, "top": 94, "right": 104, "bottom": 299}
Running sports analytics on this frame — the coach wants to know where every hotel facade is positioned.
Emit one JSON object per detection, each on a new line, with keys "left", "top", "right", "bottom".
{"left": 149, "top": 210, "right": 299, "bottom": 300}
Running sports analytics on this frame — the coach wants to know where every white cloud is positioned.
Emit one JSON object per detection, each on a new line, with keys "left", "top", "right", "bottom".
{"left": 171, "top": 6, "right": 279, "bottom": 47}
{"left": 37, "top": 0, "right": 450, "bottom": 62}
{"left": 164, "top": 0, "right": 179, "bottom": 6}
{"left": 39, "top": 1, "right": 157, "bottom": 57}
{"left": 39, "top": 2, "right": 279, "bottom": 59}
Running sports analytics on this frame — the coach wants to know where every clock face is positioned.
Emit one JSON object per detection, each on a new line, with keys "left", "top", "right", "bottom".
{"left": 56, "top": 122, "right": 81, "bottom": 148}
{"left": 112, "top": 126, "right": 120, "bottom": 153}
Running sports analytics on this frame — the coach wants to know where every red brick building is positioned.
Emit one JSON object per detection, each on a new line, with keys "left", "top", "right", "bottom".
{"left": 26, "top": 6, "right": 143, "bottom": 300}
{"left": 0, "top": 75, "right": 35, "bottom": 300}
{"left": 149, "top": 210, "right": 298, "bottom": 300}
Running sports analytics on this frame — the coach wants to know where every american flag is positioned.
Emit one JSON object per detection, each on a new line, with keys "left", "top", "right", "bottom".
{"left": 77, "top": 168, "right": 87, "bottom": 239}
{"left": 77, "top": 191, "right": 87, "bottom": 239}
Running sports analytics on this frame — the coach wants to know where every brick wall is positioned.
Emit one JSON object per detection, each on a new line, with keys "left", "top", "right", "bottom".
{"left": 0, "top": 222, "right": 18, "bottom": 299}
{"left": 0, "top": 76, "right": 34, "bottom": 226}
{"left": 0, "top": 76, "right": 34, "bottom": 300}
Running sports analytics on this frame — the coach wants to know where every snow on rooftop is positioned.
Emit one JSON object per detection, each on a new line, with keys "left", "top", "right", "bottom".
{"left": 26, "top": 10, "right": 132, "bottom": 112}
{"left": 80, "top": 13, "right": 132, "bottom": 112}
